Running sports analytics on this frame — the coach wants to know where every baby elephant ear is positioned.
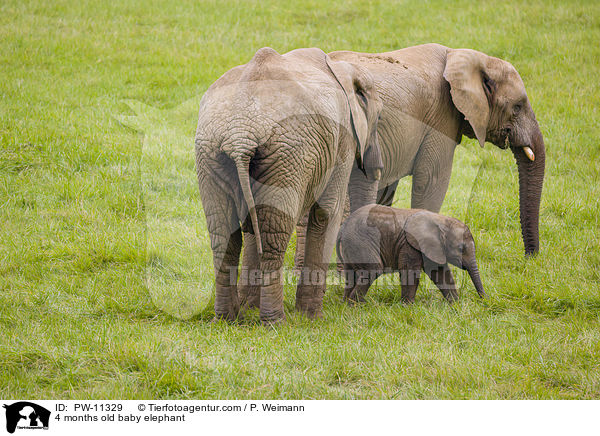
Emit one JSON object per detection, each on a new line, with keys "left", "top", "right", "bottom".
{"left": 404, "top": 211, "right": 447, "bottom": 265}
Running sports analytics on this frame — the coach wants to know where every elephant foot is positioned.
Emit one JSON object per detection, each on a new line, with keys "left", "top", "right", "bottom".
{"left": 260, "top": 304, "right": 286, "bottom": 326}
{"left": 239, "top": 285, "right": 261, "bottom": 310}
{"left": 214, "top": 282, "right": 240, "bottom": 321}
{"left": 295, "top": 293, "right": 324, "bottom": 319}
{"left": 400, "top": 297, "right": 415, "bottom": 305}
{"left": 212, "top": 311, "right": 241, "bottom": 323}
{"left": 346, "top": 293, "right": 366, "bottom": 305}
{"left": 259, "top": 280, "right": 285, "bottom": 326}
{"left": 440, "top": 288, "right": 459, "bottom": 303}
{"left": 343, "top": 280, "right": 354, "bottom": 300}
{"left": 343, "top": 294, "right": 361, "bottom": 306}
{"left": 260, "top": 312, "right": 286, "bottom": 327}
{"left": 295, "top": 281, "right": 325, "bottom": 319}
{"left": 296, "top": 304, "right": 323, "bottom": 319}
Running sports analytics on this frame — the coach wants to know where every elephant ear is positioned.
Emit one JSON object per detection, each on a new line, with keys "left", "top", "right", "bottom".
{"left": 325, "top": 56, "right": 369, "bottom": 166}
{"left": 443, "top": 49, "right": 493, "bottom": 148}
{"left": 404, "top": 211, "right": 447, "bottom": 265}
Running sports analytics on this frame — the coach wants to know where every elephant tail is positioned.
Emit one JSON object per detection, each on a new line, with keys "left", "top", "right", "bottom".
{"left": 233, "top": 155, "right": 263, "bottom": 257}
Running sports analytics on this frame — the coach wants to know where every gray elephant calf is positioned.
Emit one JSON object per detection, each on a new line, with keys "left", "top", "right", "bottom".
{"left": 337, "top": 205, "right": 486, "bottom": 303}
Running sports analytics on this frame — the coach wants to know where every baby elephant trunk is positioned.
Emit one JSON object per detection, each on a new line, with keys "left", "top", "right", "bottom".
{"left": 466, "top": 260, "right": 486, "bottom": 298}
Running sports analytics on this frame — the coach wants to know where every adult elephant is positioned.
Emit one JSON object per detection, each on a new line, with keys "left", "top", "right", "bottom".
{"left": 296, "top": 43, "right": 545, "bottom": 263}
{"left": 195, "top": 47, "right": 382, "bottom": 324}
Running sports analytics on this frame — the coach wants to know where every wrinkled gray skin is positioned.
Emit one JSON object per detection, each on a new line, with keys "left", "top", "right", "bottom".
{"left": 337, "top": 205, "right": 486, "bottom": 303}
{"left": 297, "top": 44, "right": 545, "bottom": 267}
{"left": 195, "top": 47, "right": 382, "bottom": 324}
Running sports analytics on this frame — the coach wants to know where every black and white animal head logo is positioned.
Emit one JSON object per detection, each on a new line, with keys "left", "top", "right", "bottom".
{"left": 3, "top": 402, "right": 50, "bottom": 434}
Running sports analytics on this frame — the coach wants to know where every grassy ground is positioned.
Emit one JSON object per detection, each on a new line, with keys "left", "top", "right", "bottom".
{"left": 1, "top": 0, "right": 599, "bottom": 399}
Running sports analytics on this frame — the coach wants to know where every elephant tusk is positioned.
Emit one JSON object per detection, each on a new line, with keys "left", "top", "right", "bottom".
{"left": 523, "top": 146, "right": 535, "bottom": 161}
{"left": 504, "top": 136, "right": 510, "bottom": 149}
{"left": 374, "top": 169, "right": 382, "bottom": 181}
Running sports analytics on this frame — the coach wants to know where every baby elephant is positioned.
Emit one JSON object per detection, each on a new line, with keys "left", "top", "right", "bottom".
{"left": 337, "top": 205, "right": 486, "bottom": 303}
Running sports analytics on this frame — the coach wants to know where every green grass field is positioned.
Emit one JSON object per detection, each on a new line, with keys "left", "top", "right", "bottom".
{"left": 1, "top": 0, "right": 599, "bottom": 399}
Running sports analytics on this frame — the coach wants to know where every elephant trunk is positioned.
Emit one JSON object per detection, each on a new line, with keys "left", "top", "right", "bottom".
{"left": 348, "top": 164, "right": 380, "bottom": 212}
{"left": 466, "top": 259, "right": 486, "bottom": 298}
{"left": 512, "top": 123, "right": 545, "bottom": 256}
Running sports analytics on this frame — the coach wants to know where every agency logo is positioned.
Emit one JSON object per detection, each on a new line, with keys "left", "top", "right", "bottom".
{"left": 3, "top": 402, "right": 50, "bottom": 434}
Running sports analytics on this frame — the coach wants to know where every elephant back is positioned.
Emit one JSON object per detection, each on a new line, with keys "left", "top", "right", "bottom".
{"left": 197, "top": 47, "right": 346, "bottom": 150}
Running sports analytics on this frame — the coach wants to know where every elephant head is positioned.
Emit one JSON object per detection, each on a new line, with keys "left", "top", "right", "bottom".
{"left": 405, "top": 211, "right": 486, "bottom": 298}
{"left": 443, "top": 49, "right": 545, "bottom": 256}
{"left": 325, "top": 57, "right": 383, "bottom": 181}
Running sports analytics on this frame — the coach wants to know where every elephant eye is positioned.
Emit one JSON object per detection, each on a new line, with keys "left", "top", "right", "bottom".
{"left": 357, "top": 90, "right": 368, "bottom": 107}
{"left": 513, "top": 104, "right": 522, "bottom": 115}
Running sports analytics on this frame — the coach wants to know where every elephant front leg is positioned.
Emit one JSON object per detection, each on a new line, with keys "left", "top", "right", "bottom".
{"left": 296, "top": 140, "right": 352, "bottom": 318}
{"left": 411, "top": 135, "right": 456, "bottom": 212}
{"left": 400, "top": 269, "right": 421, "bottom": 303}
{"left": 294, "top": 198, "right": 347, "bottom": 272}
{"left": 425, "top": 263, "right": 459, "bottom": 302}
{"left": 238, "top": 232, "right": 261, "bottom": 310}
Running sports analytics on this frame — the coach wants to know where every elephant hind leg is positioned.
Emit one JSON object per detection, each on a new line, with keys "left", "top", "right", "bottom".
{"left": 199, "top": 174, "right": 243, "bottom": 321}
{"left": 410, "top": 133, "right": 456, "bottom": 212}
{"left": 347, "top": 265, "right": 382, "bottom": 303}
{"left": 293, "top": 212, "right": 309, "bottom": 270}
{"left": 214, "top": 228, "right": 243, "bottom": 321}
{"left": 238, "top": 232, "right": 261, "bottom": 310}
{"left": 342, "top": 266, "right": 357, "bottom": 301}
{"left": 295, "top": 195, "right": 349, "bottom": 273}
{"left": 256, "top": 204, "right": 295, "bottom": 325}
